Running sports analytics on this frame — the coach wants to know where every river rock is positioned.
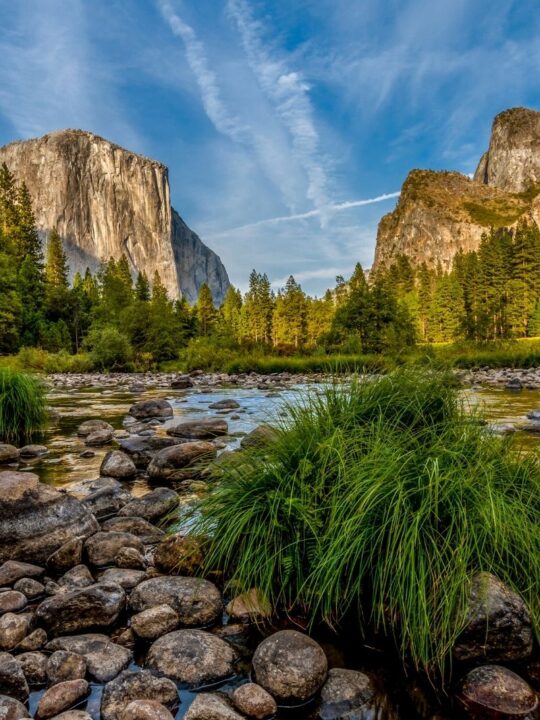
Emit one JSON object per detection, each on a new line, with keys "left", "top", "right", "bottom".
{"left": 226, "top": 590, "right": 271, "bottom": 622}
{"left": 0, "top": 560, "right": 44, "bottom": 586}
{"left": 13, "top": 577, "right": 44, "bottom": 599}
{"left": 130, "top": 577, "right": 222, "bottom": 626}
{"left": 16, "top": 628, "right": 47, "bottom": 652}
{"left": 0, "top": 695, "right": 30, "bottom": 719}
{"left": 47, "top": 538, "right": 84, "bottom": 573}
{"left": 37, "top": 679, "right": 89, "bottom": 719}
{"left": 47, "top": 634, "right": 132, "bottom": 683}
{"left": 118, "top": 436, "right": 181, "bottom": 469}
{"left": 0, "top": 471, "right": 99, "bottom": 564}
{"left": 71, "top": 478, "right": 131, "bottom": 519}
{"left": 252, "top": 630, "right": 328, "bottom": 703}
{"left": 0, "top": 651, "right": 29, "bottom": 700}
{"left": 153, "top": 534, "right": 204, "bottom": 575}
{"left": 185, "top": 693, "right": 244, "bottom": 720}
{"left": 167, "top": 418, "right": 228, "bottom": 439}
{"left": 100, "top": 451, "right": 137, "bottom": 479}
{"left": 232, "top": 683, "right": 277, "bottom": 720}
{"left": 19, "top": 444, "right": 48, "bottom": 458}
{"left": 0, "top": 613, "right": 31, "bottom": 651}
{"left": 147, "top": 442, "right": 216, "bottom": 481}
{"left": 458, "top": 665, "right": 537, "bottom": 718}
{"left": 240, "top": 426, "right": 277, "bottom": 449}
{"left": 120, "top": 700, "right": 175, "bottom": 720}
{"left": 208, "top": 399, "right": 240, "bottom": 410}
{"left": 0, "top": 591, "right": 26, "bottom": 614}
{"left": 85, "top": 429, "right": 114, "bottom": 446}
{"left": 171, "top": 375, "right": 193, "bottom": 389}
{"left": 454, "top": 572, "right": 533, "bottom": 662}
{"left": 101, "top": 669, "right": 178, "bottom": 720}
{"left": 117, "top": 488, "right": 179, "bottom": 522}
{"left": 97, "top": 569, "right": 146, "bottom": 590}
{"left": 505, "top": 377, "right": 523, "bottom": 390}
{"left": 0, "top": 445, "right": 19, "bottom": 464}
{"left": 318, "top": 668, "right": 378, "bottom": 720}
{"left": 116, "top": 547, "right": 146, "bottom": 570}
{"left": 17, "top": 651, "right": 47, "bottom": 685}
{"left": 131, "top": 605, "right": 178, "bottom": 640}
{"left": 47, "top": 651, "right": 87, "bottom": 684}
{"left": 85, "top": 532, "right": 145, "bottom": 568}
{"left": 35, "top": 583, "right": 125, "bottom": 635}
{"left": 146, "top": 629, "right": 235, "bottom": 687}
{"left": 58, "top": 565, "right": 94, "bottom": 590}
{"left": 129, "top": 400, "right": 173, "bottom": 421}
{"left": 77, "top": 420, "right": 114, "bottom": 437}
{"left": 101, "top": 517, "right": 164, "bottom": 543}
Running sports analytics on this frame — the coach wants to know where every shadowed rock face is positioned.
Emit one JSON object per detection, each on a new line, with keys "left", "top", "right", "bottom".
{"left": 0, "top": 129, "right": 229, "bottom": 304}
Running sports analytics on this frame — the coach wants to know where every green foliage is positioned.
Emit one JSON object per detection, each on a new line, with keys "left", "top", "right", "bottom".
{"left": 195, "top": 282, "right": 216, "bottom": 336}
{"left": 84, "top": 325, "right": 133, "bottom": 370}
{"left": 17, "top": 347, "right": 94, "bottom": 373}
{"left": 187, "top": 370, "right": 540, "bottom": 680}
{"left": 0, "top": 367, "right": 47, "bottom": 442}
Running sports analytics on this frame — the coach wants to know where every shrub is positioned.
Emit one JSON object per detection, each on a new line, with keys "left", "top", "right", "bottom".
{"left": 17, "top": 347, "right": 94, "bottom": 373}
{"left": 0, "top": 367, "right": 47, "bottom": 442}
{"left": 84, "top": 325, "right": 133, "bottom": 371}
{"left": 186, "top": 369, "right": 540, "bottom": 679}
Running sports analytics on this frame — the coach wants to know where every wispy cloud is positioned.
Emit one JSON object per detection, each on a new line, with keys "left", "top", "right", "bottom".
{"left": 270, "top": 267, "right": 350, "bottom": 289}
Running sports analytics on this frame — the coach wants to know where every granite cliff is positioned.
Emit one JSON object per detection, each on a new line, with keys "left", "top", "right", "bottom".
{"left": 373, "top": 107, "right": 540, "bottom": 274}
{"left": 0, "top": 129, "right": 229, "bottom": 303}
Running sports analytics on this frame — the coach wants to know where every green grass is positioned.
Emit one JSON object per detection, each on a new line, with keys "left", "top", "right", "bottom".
{"left": 184, "top": 369, "right": 540, "bottom": 681}
{"left": 0, "top": 367, "right": 47, "bottom": 443}
{"left": 412, "top": 338, "right": 540, "bottom": 369}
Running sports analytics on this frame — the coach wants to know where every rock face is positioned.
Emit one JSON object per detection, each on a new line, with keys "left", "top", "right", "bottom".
{"left": 0, "top": 129, "right": 229, "bottom": 303}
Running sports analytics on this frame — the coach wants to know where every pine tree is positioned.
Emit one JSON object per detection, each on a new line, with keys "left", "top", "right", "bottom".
{"left": 272, "top": 276, "right": 307, "bottom": 348}
{"left": 135, "top": 271, "right": 151, "bottom": 301}
{"left": 45, "top": 229, "right": 68, "bottom": 288}
{"left": 15, "top": 183, "right": 44, "bottom": 271}
{"left": 196, "top": 283, "right": 216, "bottom": 336}
{"left": 220, "top": 286, "right": 242, "bottom": 339}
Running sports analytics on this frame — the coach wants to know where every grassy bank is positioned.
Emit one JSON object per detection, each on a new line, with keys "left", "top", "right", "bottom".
{"left": 0, "top": 368, "right": 47, "bottom": 442}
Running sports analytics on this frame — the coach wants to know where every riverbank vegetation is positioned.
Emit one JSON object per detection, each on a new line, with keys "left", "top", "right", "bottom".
{"left": 186, "top": 370, "right": 540, "bottom": 678}
{"left": 0, "top": 367, "right": 46, "bottom": 442}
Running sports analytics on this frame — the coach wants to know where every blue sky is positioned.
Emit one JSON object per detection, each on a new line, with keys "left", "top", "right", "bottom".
{"left": 0, "top": 0, "right": 539, "bottom": 295}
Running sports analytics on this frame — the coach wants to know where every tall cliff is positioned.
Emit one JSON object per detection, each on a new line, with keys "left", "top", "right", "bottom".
{"left": 0, "top": 129, "right": 229, "bottom": 303}
{"left": 373, "top": 107, "right": 540, "bottom": 274}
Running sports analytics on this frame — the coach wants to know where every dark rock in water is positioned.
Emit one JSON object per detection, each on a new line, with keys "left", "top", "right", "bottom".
{"left": 318, "top": 668, "right": 379, "bottom": 720}
{"left": 47, "top": 650, "right": 87, "bottom": 684}
{"left": 153, "top": 534, "right": 204, "bottom": 575}
{"left": 35, "top": 582, "right": 125, "bottom": 635}
{"left": 17, "top": 651, "right": 48, "bottom": 685}
{"left": 147, "top": 441, "right": 216, "bottom": 481}
{"left": 119, "top": 436, "right": 182, "bottom": 469}
{"left": 186, "top": 693, "right": 244, "bottom": 720}
{"left": 129, "top": 399, "right": 173, "bottom": 420}
{"left": 505, "top": 377, "right": 523, "bottom": 390}
{"left": 70, "top": 478, "right": 131, "bottom": 519}
{"left": 100, "top": 517, "right": 164, "bottom": 543}
{"left": 252, "top": 630, "right": 328, "bottom": 703}
{"left": 457, "top": 665, "right": 537, "bottom": 719}
{"left": 47, "top": 537, "right": 84, "bottom": 573}
{"left": 0, "top": 651, "right": 29, "bottom": 700}
{"left": 100, "top": 450, "right": 137, "bottom": 479}
{"left": 47, "top": 634, "right": 132, "bottom": 683}
{"left": 85, "top": 532, "right": 145, "bottom": 568}
{"left": 0, "top": 471, "right": 98, "bottom": 564}
{"left": 100, "top": 669, "right": 178, "bottom": 720}
{"left": 0, "top": 560, "right": 44, "bottom": 586}
{"left": 232, "top": 683, "right": 277, "bottom": 720}
{"left": 77, "top": 419, "right": 114, "bottom": 437}
{"left": 129, "top": 576, "right": 222, "bottom": 626}
{"left": 240, "top": 425, "right": 277, "bottom": 449}
{"left": 13, "top": 577, "right": 44, "bottom": 600}
{"left": 454, "top": 572, "right": 533, "bottom": 662}
{"left": 131, "top": 604, "right": 179, "bottom": 640}
{"left": 0, "top": 445, "right": 19, "bottom": 464}
{"left": 117, "top": 488, "right": 179, "bottom": 522}
{"left": 0, "top": 613, "right": 32, "bottom": 651}
{"left": 171, "top": 375, "right": 193, "bottom": 389}
{"left": 19, "top": 444, "right": 48, "bottom": 458}
{"left": 58, "top": 565, "right": 94, "bottom": 590}
{"left": 146, "top": 629, "right": 235, "bottom": 687}
{"left": 0, "top": 590, "right": 27, "bottom": 613}
{"left": 167, "top": 418, "right": 228, "bottom": 439}
{"left": 97, "top": 568, "right": 146, "bottom": 590}
{"left": 119, "top": 700, "right": 175, "bottom": 720}
{"left": 85, "top": 428, "right": 114, "bottom": 446}
{"left": 37, "top": 678, "right": 89, "bottom": 719}
{"left": 208, "top": 399, "right": 240, "bottom": 410}
{"left": 0, "top": 694, "right": 30, "bottom": 719}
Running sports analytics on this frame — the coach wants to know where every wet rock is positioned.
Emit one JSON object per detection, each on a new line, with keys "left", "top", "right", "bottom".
{"left": 153, "top": 535, "right": 204, "bottom": 576}
{"left": 208, "top": 400, "right": 240, "bottom": 410}
{"left": 19, "top": 444, "right": 48, "bottom": 458}
{"left": 0, "top": 471, "right": 98, "bottom": 564}
{"left": 47, "top": 634, "right": 131, "bottom": 683}
{"left": 0, "top": 591, "right": 26, "bottom": 614}
{"left": 119, "top": 700, "right": 175, "bottom": 720}
{"left": 505, "top": 377, "right": 523, "bottom": 391}
{"left": 118, "top": 436, "right": 181, "bottom": 469}
{"left": 85, "top": 532, "right": 144, "bottom": 568}
{"left": 35, "top": 583, "right": 125, "bottom": 635}
{"left": 37, "top": 679, "right": 89, "bottom": 719}
{"left": 16, "top": 628, "right": 47, "bottom": 652}
{"left": 129, "top": 399, "right": 173, "bottom": 421}
{"left": 97, "top": 568, "right": 146, "bottom": 590}
{"left": 252, "top": 630, "right": 328, "bottom": 703}
{"left": 17, "top": 651, "right": 48, "bottom": 685}
{"left": 240, "top": 426, "right": 277, "bottom": 449}
{"left": 167, "top": 418, "right": 228, "bottom": 440}
{"left": 117, "top": 488, "right": 179, "bottom": 522}
{"left": 101, "top": 669, "right": 178, "bottom": 720}
{"left": 226, "top": 590, "right": 271, "bottom": 623}
{"left": 185, "top": 693, "right": 244, "bottom": 720}
{"left": 232, "top": 683, "right": 277, "bottom": 720}
{"left": 13, "top": 577, "right": 44, "bottom": 599}
{"left": 458, "top": 665, "right": 537, "bottom": 719}
{"left": 100, "top": 451, "right": 137, "bottom": 479}
{"left": 146, "top": 629, "right": 235, "bottom": 687}
{"left": 47, "top": 538, "right": 84, "bottom": 574}
{"left": 0, "top": 613, "right": 32, "bottom": 651}
{"left": 147, "top": 442, "right": 216, "bottom": 481}
{"left": 77, "top": 420, "right": 114, "bottom": 437}
{"left": 131, "top": 604, "right": 179, "bottom": 640}
{"left": 171, "top": 375, "right": 193, "bottom": 389}
{"left": 85, "top": 428, "right": 115, "bottom": 446}
{"left": 454, "top": 572, "right": 533, "bottom": 662}
{"left": 47, "top": 651, "right": 87, "bottom": 684}
{"left": 130, "top": 577, "right": 222, "bottom": 626}
{"left": 0, "top": 445, "right": 19, "bottom": 464}
{"left": 0, "top": 560, "right": 44, "bottom": 586}
{"left": 0, "top": 695, "right": 30, "bottom": 719}
{"left": 0, "top": 651, "right": 29, "bottom": 700}
{"left": 101, "top": 517, "right": 164, "bottom": 544}
{"left": 58, "top": 565, "right": 94, "bottom": 590}
{"left": 116, "top": 547, "right": 147, "bottom": 570}
{"left": 527, "top": 409, "right": 540, "bottom": 420}
{"left": 70, "top": 478, "right": 131, "bottom": 519}
{"left": 318, "top": 668, "right": 378, "bottom": 720}
{"left": 79, "top": 450, "right": 95, "bottom": 459}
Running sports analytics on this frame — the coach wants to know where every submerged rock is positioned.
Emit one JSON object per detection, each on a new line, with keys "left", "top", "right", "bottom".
{"left": 100, "top": 669, "right": 178, "bottom": 720}
{"left": 208, "top": 399, "right": 240, "bottom": 410}
{"left": 457, "top": 665, "right": 537, "bottom": 719}
{"left": 36, "top": 582, "right": 125, "bottom": 635}
{"left": 129, "top": 576, "right": 222, "bottom": 626}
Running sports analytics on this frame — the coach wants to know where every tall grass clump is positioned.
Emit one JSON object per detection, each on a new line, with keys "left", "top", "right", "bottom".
{"left": 0, "top": 367, "right": 47, "bottom": 443}
{"left": 186, "top": 369, "right": 540, "bottom": 680}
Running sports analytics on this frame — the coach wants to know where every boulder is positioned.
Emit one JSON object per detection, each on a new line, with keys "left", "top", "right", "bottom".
{"left": 13, "top": 578, "right": 44, "bottom": 599}
{"left": 69, "top": 478, "right": 131, "bottom": 519}
{"left": 131, "top": 605, "right": 179, "bottom": 640}
{"left": 0, "top": 472, "right": 98, "bottom": 564}
{"left": 226, "top": 590, "right": 271, "bottom": 623}
{"left": 232, "top": 683, "right": 277, "bottom": 720}
{"left": 0, "top": 560, "right": 44, "bottom": 586}
{"left": 47, "top": 650, "right": 87, "bottom": 684}
{"left": 167, "top": 418, "right": 228, "bottom": 439}
{"left": 100, "top": 451, "right": 137, "bottom": 479}
{"left": 117, "top": 488, "right": 179, "bottom": 522}
{"left": 252, "top": 630, "right": 328, "bottom": 703}
{"left": 118, "top": 436, "right": 182, "bottom": 470}
{"left": 119, "top": 700, "right": 175, "bottom": 720}
{"left": 147, "top": 442, "right": 216, "bottom": 481}
{"left": 16, "top": 628, "right": 47, "bottom": 652}
{"left": 318, "top": 668, "right": 378, "bottom": 720}
{"left": 128, "top": 400, "right": 173, "bottom": 421}
{"left": 100, "top": 669, "right": 178, "bottom": 720}
{"left": 17, "top": 651, "right": 47, "bottom": 685}
{"left": 153, "top": 534, "right": 204, "bottom": 575}
{"left": 97, "top": 568, "right": 146, "bottom": 590}
{"left": 46, "top": 634, "right": 131, "bottom": 683}
{"left": 185, "top": 694, "right": 244, "bottom": 720}
{"left": 129, "top": 577, "right": 222, "bottom": 626}
{"left": 58, "top": 565, "right": 94, "bottom": 590}
{"left": 0, "top": 651, "right": 29, "bottom": 700}
{"left": 85, "top": 532, "right": 145, "bottom": 568}
{"left": 171, "top": 375, "right": 193, "bottom": 389}
{"left": 454, "top": 572, "right": 533, "bottom": 662}
{"left": 85, "top": 429, "right": 114, "bottom": 446}
{"left": 19, "top": 444, "right": 48, "bottom": 458}
{"left": 457, "top": 665, "right": 537, "bottom": 719}
{"left": 100, "top": 517, "right": 164, "bottom": 543}
{"left": 77, "top": 420, "right": 114, "bottom": 437}
{"left": 47, "top": 538, "right": 84, "bottom": 573}
{"left": 146, "top": 629, "right": 235, "bottom": 687}
{"left": 37, "top": 679, "right": 89, "bottom": 719}
{"left": 0, "top": 695, "right": 30, "bottom": 719}
{"left": 0, "top": 445, "right": 19, "bottom": 464}
{"left": 0, "top": 613, "right": 32, "bottom": 651}
{"left": 35, "top": 583, "right": 125, "bottom": 635}
{"left": 0, "top": 591, "right": 27, "bottom": 614}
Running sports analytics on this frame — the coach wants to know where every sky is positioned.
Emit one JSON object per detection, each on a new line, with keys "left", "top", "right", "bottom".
{"left": 0, "top": 1, "right": 539, "bottom": 295}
